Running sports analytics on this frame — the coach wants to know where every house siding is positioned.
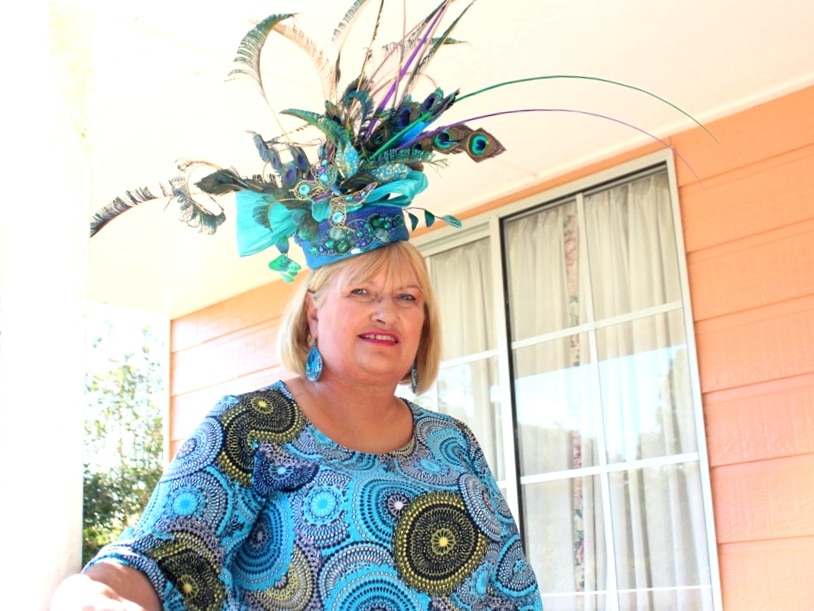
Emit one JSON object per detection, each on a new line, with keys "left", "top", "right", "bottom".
{"left": 676, "top": 85, "right": 814, "bottom": 610}
{"left": 168, "top": 85, "right": 814, "bottom": 609}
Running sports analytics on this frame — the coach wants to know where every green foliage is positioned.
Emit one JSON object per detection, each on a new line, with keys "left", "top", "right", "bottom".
{"left": 82, "top": 322, "right": 166, "bottom": 565}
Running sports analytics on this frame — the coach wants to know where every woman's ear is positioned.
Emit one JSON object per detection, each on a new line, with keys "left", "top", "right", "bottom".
{"left": 304, "top": 292, "right": 318, "bottom": 338}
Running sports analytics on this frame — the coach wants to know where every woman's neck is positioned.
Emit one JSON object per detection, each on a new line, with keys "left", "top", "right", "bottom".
{"left": 287, "top": 376, "right": 414, "bottom": 454}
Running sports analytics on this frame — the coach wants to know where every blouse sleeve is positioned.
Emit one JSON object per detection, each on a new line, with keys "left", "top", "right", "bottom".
{"left": 455, "top": 418, "right": 543, "bottom": 610}
{"left": 85, "top": 392, "right": 267, "bottom": 609}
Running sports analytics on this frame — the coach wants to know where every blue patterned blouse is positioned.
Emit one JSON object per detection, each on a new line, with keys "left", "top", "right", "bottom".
{"left": 88, "top": 381, "right": 542, "bottom": 610}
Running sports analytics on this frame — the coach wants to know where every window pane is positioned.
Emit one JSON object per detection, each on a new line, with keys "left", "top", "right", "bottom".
{"left": 514, "top": 335, "right": 602, "bottom": 473}
{"left": 597, "top": 311, "right": 699, "bottom": 463}
{"left": 609, "top": 463, "right": 714, "bottom": 611}
{"left": 617, "top": 588, "right": 714, "bottom": 611}
{"left": 584, "top": 172, "right": 681, "bottom": 319}
{"left": 429, "top": 238, "right": 494, "bottom": 358}
{"left": 524, "top": 477, "right": 608, "bottom": 608}
{"left": 504, "top": 199, "right": 586, "bottom": 338}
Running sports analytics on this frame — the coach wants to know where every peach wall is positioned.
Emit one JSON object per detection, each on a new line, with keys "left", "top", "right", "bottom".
{"left": 168, "top": 85, "right": 814, "bottom": 609}
{"left": 676, "top": 86, "right": 814, "bottom": 610}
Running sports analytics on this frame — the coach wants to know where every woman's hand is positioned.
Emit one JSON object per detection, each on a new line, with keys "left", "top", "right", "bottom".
{"left": 50, "top": 563, "right": 160, "bottom": 611}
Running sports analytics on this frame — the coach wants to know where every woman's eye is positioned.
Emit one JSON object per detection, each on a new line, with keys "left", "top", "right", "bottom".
{"left": 349, "top": 288, "right": 377, "bottom": 301}
{"left": 398, "top": 293, "right": 417, "bottom": 302}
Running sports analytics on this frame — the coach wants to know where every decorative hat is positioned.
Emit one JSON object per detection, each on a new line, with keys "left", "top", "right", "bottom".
{"left": 90, "top": 1, "right": 510, "bottom": 281}
{"left": 89, "top": 1, "right": 712, "bottom": 281}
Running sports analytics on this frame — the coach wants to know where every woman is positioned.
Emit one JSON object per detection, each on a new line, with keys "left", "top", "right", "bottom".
{"left": 53, "top": 241, "right": 541, "bottom": 609}
{"left": 55, "top": 2, "right": 543, "bottom": 608}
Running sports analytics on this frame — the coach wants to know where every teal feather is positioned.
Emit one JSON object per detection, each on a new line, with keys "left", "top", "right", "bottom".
{"left": 332, "top": 0, "right": 376, "bottom": 48}
{"left": 281, "top": 108, "right": 351, "bottom": 145}
{"left": 196, "top": 168, "right": 269, "bottom": 194}
{"left": 227, "top": 14, "right": 294, "bottom": 104}
{"left": 456, "top": 74, "right": 717, "bottom": 142}
{"left": 342, "top": 85, "right": 375, "bottom": 131}
{"left": 402, "top": 2, "right": 474, "bottom": 94}
{"left": 463, "top": 127, "right": 505, "bottom": 161}
{"left": 441, "top": 214, "right": 462, "bottom": 229}
{"left": 362, "top": 146, "right": 434, "bottom": 170}
{"left": 333, "top": 0, "right": 381, "bottom": 87}
{"left": 89, "top": 184, "right": 174, "bottom": 237}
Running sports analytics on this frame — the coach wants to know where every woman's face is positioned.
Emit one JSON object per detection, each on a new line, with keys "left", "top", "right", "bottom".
{"left": 306, "top": 259, "right": 425, "bottom": 389}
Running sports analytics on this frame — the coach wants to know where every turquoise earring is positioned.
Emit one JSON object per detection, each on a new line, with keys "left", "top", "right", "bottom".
{"left": 305, "top": 343, "right": 323, "bottom": 382}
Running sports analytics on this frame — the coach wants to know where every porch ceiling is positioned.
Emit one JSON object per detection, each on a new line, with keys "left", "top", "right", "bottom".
{"left": 39, "top": 1, "right": 814, "bottom": 317}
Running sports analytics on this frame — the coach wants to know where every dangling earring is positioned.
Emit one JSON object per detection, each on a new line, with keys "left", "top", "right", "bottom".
{"left": 305, "top": 342, "right": 323, "bottom": 382}
{"left": 410, "top": 362, "right": 419, "bottom": 394}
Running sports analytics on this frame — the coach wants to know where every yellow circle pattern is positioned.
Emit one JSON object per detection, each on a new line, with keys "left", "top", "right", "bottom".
{"left": 393, "top": 490, "right": 488, "bottom": 596}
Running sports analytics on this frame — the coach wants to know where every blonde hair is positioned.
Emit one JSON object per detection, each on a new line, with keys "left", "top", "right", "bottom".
{"left": 277, "top": 241, "right": 441, "bottom": 394}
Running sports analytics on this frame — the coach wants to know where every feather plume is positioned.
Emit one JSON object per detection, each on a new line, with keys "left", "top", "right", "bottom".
{"left": 333, "top": 0, "right": 380, "bottom": 87}
{"left": 271, "top": 19, "right": 338, "bottom": 101}
{"left": 227, "top": 14, "right": 294, "bottom": 106}
{"left": 89, "top": 184, "right": 175, "bottom": 237}
{"left": 89, "top": 161, "right": 226, "bottom": 238}
{"left": 402, "top": 3, "right": 474, "bottom": 94}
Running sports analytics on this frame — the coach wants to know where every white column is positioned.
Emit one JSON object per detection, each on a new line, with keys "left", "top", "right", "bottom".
{"left": 0, "top": 2, "right": 89, "bottom": 609}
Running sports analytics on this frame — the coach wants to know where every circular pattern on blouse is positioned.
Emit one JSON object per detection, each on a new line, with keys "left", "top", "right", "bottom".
{"left": 233, "top": 502, "right": 294, "bottom": 590}
{"left": 291, "top": 472, "right": 351, "bottom": 548}
{"left": 253, "top": 444, "right": 319, "bottom": 495}
{"left": 164, "top": 417, "right": 222, "bottom": 480}
{"left": 427, "top": 598, "right": 458, "bottom": 611}
{"left": 393, "top": 491, "right": 488, "bottom": 596}
{"left": 161, "top": 470, "right": 232, "bottom": 531}
{"left": 352, "top": 476, "right": 422, "bottom": 545}
{"left": 448, "top": 544, "right": 499, "bottom": 608}
{"left": 306, "top": 427, "right": 383, "bottom": 469}
{"left": 318, "top": 541, "right": 392, "bottom": 599}
{"left": 496, "top": 495, "right": 517, "bottom": 524}
{"left": 167, "top": 485, "right": 207, "bottom": 519}
{"left": 327, "top": 568, "right": 421, "bottom": 610}
{"left": 217, "top": 389, "right": 306, "bottom": 485}
{"left": 394, "top": 450, "right": 459, "bottom": 487}
{"left": 305, "top": 485, "right": 342, "bottom": 524}
{"left": 495, "top": 535, "right": 539, "bottom": 598}
{"left": 243, "top": 542, "right": 317, "bottom": 610}
{"left": 147, "top": 527, "right": 226, "bottom": 611}
{"left": 424, "top": 426, "right": 470, "bottom": 469}
{"left": 458, "top": 473, "right": 501, "bottom": 542}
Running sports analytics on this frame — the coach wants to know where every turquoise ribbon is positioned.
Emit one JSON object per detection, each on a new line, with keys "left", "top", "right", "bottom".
{"left": 234, "top": 170, "right": 428, "bottom": 259}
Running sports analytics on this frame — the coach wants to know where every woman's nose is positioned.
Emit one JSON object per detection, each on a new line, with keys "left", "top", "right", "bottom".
{"left": 372, "top": 295, "right": 396, "bottom": 323}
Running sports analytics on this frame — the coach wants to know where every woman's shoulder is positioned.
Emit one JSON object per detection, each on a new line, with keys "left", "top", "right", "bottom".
{"left": 199, "top": 380, "right": 306, "bottom": 451}
{"left": 208, "top": 380, "right": 292, "bottom": 416}
{"left": 228, "top": 379, "right": 291, "bottom": 402}
{"left": 407, "top": 401, "right": 476, "bottom": 439}
{"left": 176, "top": 380, "right": 307, "bottom": 486}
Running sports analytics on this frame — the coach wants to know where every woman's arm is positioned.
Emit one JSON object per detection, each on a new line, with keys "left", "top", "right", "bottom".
{"left": 50, "top": 562, "right": 161, "bottom": 611}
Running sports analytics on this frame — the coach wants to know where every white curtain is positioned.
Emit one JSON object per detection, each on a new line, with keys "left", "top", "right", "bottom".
{"left": 424, "top": 238, "right": 505, "bottom": 479}
{"left": 503, "top": 171, "right": 713, "bottom": 610}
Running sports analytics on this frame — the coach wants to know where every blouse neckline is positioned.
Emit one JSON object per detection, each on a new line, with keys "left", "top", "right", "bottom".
{"left": 277, "top": 379, "right": 418, "bottom": 458}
